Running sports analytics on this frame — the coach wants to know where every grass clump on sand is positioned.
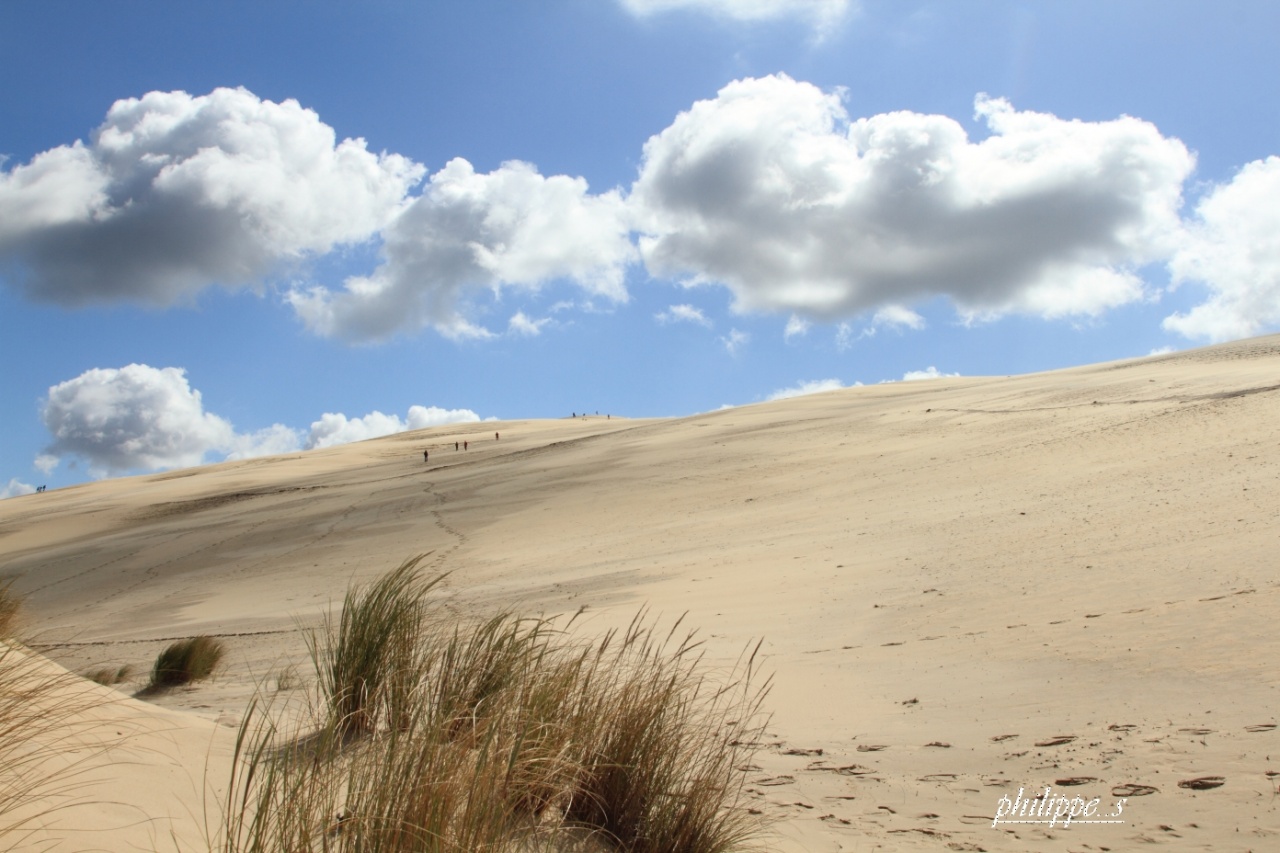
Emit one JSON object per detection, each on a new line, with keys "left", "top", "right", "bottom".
{"left": 218, "top": 558, "right": 772, "bottom": 853}
{"left": 149, "top": 635, "right": 225, "bottom": 689}
{"left": 85, "top": 664, "right": 134, "bottom": 687}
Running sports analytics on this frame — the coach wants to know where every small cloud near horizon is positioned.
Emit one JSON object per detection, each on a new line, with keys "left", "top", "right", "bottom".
{"left": 900, "top": 366, "right": 960, "bottom": 382}
{"left": 767, "top": 378, "right": 857, "bottom": 400}
{"left": 1, "top": 478, "right": 36, "bottom": 500}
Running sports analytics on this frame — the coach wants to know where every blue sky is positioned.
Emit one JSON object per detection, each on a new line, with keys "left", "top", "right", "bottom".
{"left": 3, "top": 0, "right": 1279, "bottom": 494}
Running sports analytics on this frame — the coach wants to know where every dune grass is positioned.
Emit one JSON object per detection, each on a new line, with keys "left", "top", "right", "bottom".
{"left": 0, "top": 641, "right": 120, "bottom": 847}
{"left": 85, "top": 663, "right": 135, "bottom": 687}
{"left": 149, "top": 635, "right": 225, "bottom": 689}
{"left": 0, "top": 580, "right": 21, "bottom": 640}
{"left": 218, "top": 559, "right": 772, "bottom": 853}
{"left": 305, "top": 555, "right": 443, "bottom": 737}
{"left": 0, "top": 585, "right": 108, "bottom": 844}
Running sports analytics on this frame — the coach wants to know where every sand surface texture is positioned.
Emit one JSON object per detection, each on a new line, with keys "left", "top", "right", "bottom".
{"left": 3, "top": 335, "right": 1280, "bottom": 851}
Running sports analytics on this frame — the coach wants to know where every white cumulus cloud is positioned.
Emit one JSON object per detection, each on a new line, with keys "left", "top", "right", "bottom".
{"left": 40, "top": 365, "right": 241, "bottom": 475}
{"left": 631, "top": 75, "right": 1192, "bottom": 325}
{"left": 288, "top": 158, "right": 635, "bottom": 342}
{"left": 656, "top": 303, "right": 712, "bottom": 326}
{"left": 1, "top": 478, "right": 37, "bottom": 499}
{"left": 1164, "top": 156, "right": 1280, "bottom": 342}
{"left": 901, "top": 366, "right": 959, "bottom": 381}
{"left": 0, "top": 87, "right": 423, "bottom": 306}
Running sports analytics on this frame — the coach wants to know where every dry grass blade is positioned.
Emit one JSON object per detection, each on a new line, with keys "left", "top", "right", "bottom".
{"left": 0, "top": 642, "right": 125, "bottom": 848}
{"left": 0, "top": 580, "right": 22, "bottom": 640}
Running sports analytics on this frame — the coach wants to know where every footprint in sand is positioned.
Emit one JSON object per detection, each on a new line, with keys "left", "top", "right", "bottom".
{"left": 1245, "top": 723, "right": 1276, "bottom": 733}
{"left": 782, "top": 747, "right": 823, "bottom": 756}
{"left": 1178, "top": 727, "right": 1215, "bottom": 735}
{"left": 754, "top": 775, "right": 795, "bottom": 786}
{"left": 1034, "top": 735, "right": 1077, "bottom": 747}
{"left": 1055, "top": 776, "right": 1099, "bottom": 786}
{"left": 1112, "top": 783, "right": 1159, "bottom": 797}
{"left": 1178, "top": 776, "right": 1226, "bottom": 790}
{"left": 807, "top": 761, "right": 871, "bottom": 775}
{"left": 990, "top": 733, "right": 1019, "bottom": 742}
{"left": 856, "top": 744, "right": 889, "bottom": 752}
{"left": 1108, "top": 723, "right": 1138, "bottom": 732}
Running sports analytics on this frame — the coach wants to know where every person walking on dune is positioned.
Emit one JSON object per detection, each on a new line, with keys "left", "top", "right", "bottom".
{"left": 423, "top": 449, "right": 429, "bottom": 462}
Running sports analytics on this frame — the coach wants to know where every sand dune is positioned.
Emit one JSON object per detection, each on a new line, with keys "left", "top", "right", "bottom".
{"left": 4, "top": 335, "right": 1280, "bottom": 851}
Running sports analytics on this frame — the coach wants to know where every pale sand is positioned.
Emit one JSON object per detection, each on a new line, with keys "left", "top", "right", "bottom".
{"left": 3, "top": 335, "right": 1280, "bottom": 851}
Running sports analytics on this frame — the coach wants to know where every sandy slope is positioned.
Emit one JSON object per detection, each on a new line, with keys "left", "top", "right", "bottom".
{"left": 3, "top": 336, "right": 1280, "bottom": 851}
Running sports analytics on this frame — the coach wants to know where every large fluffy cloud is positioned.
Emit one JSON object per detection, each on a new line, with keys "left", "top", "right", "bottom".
{"left": 631, "top": 75, "right": 1193, "bottom": 323}
{"left": 287, "top": 158, "right": 634, "bottom": 342}
{"left": 40, "top": 365, "right": 240, "bottom": 475}
{"left": 1163, "top": 156, "right": 1280, "bottom": 342}
{"left": 38, "top": 364, "right": 482, "bottom": 476}
{"left": 0, "top": 88, "right": 422, "bottom": 305}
